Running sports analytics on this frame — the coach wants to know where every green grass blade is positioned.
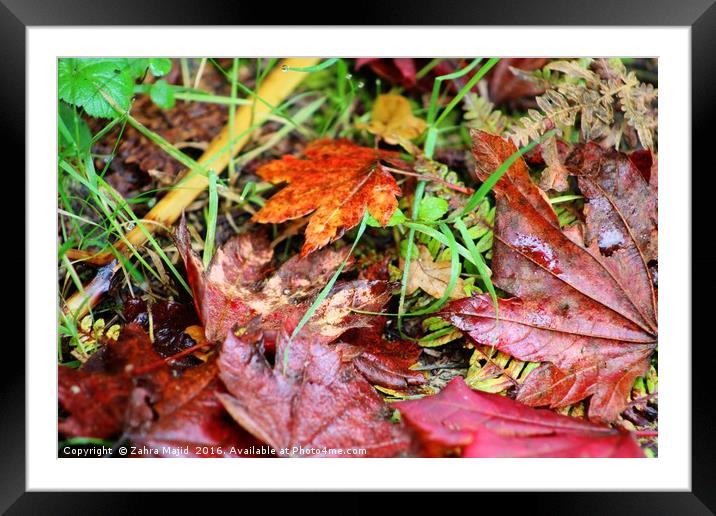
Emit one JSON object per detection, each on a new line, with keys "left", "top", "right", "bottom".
{"left": 202, "top": 169, "right": 219, "bottom": 268}
{"left": 397, "top": 180, "right": 427, "bottom": 333}
{"left": 283, "top": 58, "right": 339, "bottom": 73}
{"left": 403, "top": 223, "right": 462, "bottom": 317}
{"left": 453, "top": 217, "right": 498, "bottom": 317}
{"left": 435, "top": 57, "right": 500, "bottom": 127}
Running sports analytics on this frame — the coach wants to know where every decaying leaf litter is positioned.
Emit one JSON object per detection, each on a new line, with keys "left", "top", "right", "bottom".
{"left": 58, "top": 57, "right": 658, "bottom": 458}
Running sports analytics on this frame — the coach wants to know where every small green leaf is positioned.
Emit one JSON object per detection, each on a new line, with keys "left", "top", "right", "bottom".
{"left": 58, "top": 58, "right": 135, "bottom": 118}
{"left": 149, "top": 79, "right": 176, "bottom": 109}
{"left": 366, "top": 207, "right": 405, "bottom": 228}
{"left": 148, "top": 58, "right": 172, "bottom": 77}
{"left": 418, "top": 196, "right": 449, "bottom": 222}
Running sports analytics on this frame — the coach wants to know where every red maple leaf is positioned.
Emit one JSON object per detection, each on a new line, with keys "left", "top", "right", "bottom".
{"left": 398, "top": 377, "right": 644, "bottom": 457}
{"left": 217, "top": 323, "right": 414, "bottom": 457}
{"left": 251, "top": 139, "right": 402, "bottom": 256}
{"left": 439, "top": 131, "right": 657, "bottom": 422}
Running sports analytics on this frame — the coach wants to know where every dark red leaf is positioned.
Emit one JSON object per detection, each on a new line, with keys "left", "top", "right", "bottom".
{"left": 398, "top": 377, "right": 644, "bottom": 457}
{"left": 336, "top": 318, "right": 425, "bottom": 391}
{"left": 58, "top": 366, "right": 132, "bottom": 439}
{"left": 489, "top": 58, "right": 550, "bottom": 105}
{"left": 356, "top": 58, "right": 418, "bottom": 88}
{"left": 439, "top": 131, "right": 657, "bottom": 422}
{"left": 567, "top": 142, "right": 658, "bottom": 264}
{"left": 628, "top": 149, "right": 654, "bottom": 182}
{"left": 123, "top": 298, "right": 201, "bottom": 367}
{"left": 217, "top": 323, "right": 414, "bottom": 457}
{"left": 127, "top": 360, "right": 262, "bottom": 457}
{"left": 59, "top": 325, "right": 252, "bottom": 456}
{"left": 58, "top": 324, "right": 170, "bottom": 439}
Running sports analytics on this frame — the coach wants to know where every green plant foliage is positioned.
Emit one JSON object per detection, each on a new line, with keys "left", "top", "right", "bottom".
{"left": 149, "top": 79, "right": 176, "bottom": 109}
{"left": 58, "top": 57, "right": 173, "bottom": 118}
{"left": 417, "top": 196, "right": 449, "bottom": 222}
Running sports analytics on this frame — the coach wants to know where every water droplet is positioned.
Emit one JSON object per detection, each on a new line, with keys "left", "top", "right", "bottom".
{"left": 281, "top": 64, "right": 289, "bottom": 72}
{"left": 357, "top": 81, "right": 364, "bottom": 88}
{"left": 345, "top": 73, "right": 352, "bottom": 80}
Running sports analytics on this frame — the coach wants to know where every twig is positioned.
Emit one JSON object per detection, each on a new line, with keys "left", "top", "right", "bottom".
{"left": 63, "top": 58, "right": 320, "bottom": 319}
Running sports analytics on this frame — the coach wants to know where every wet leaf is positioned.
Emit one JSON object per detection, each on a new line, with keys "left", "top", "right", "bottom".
{"left": 336, "top": 318, "right": 426, "bottom": 392}
{"left": 252, "top": 139, "right": 402, "bottom": 256}
{"left": 398, "top": 377, "right": 644, "bottom": 457}
{"left": 127, "top": 360, "right": 261, "bottom": 457}
{"left": 439, "top": 131, "right": 657, "bottom": 422}
{"left": 59, "top": 325, "right": 254, "bottom": 455}
{"left": 58, "top": 324, "right": 171, "bottom": 439}
{"left": 123, "top": 298, "right": 202, "bottom": 367}
{"left": 356, "top": 58, "right": 418, "bottom": 88}
{"left": 217, "top": 322, "right": 413, "bottom": 457}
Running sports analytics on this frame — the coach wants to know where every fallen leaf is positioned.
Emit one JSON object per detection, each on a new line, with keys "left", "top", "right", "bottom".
{"left": 356, "top": 58, "right": 418, "bottom": 89}
{"left": 60, "top": 324, "right": 254, "bottom": 455}
{"left": 58, "top": 324, "right": 172, "bottom": 439}
{"left": 176, "top": 218, "right": 394, "bottom": 347}
{"left": 217, "top": 322, "right": 413, "bottom": 457}
{"left": 405, "top": 245, "right": 466, "bottom": 301}
{"left": 336, "top": 318, "right": 426, "bottom": 391}
{"left": 127, "top": 359, "right": 261, "bottom": 457}
{"left": 360, "top": 94, "right": 426, "bottom": 146}
{"left": 565, "top": 142, "right": 658, "bottom": 264}
{"left": 489, "top": 58, "right": 550, "bottom": 105}
{"left": 252, "top": 139, "right": 402, "bottom": 256}
{"left": 58, "top": 366, "right": 133, "bottom": 439}
{"left": 439, "top": 131, "right": 657, "bottom": 422}
{"left": 397, "top": 377, "right": 644, "bottom": 457}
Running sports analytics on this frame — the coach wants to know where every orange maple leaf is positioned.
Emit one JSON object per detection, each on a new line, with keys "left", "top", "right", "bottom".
{"left": 253, "top": 139, "right": 402, "bottom": 256}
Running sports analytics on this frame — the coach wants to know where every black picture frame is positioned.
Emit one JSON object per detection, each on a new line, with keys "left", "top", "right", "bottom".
{"left": 4, "top": 0, "right": 712, "bottom": 512}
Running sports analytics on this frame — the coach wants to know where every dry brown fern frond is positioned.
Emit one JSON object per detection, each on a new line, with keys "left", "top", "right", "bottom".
{"left": 508, "top": 58, "right": 657, "bottom": 150}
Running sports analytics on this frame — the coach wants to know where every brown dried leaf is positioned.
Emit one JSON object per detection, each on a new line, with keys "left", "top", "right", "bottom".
{"left": 405, "top": 245, "right": 466, "bottom": 300}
